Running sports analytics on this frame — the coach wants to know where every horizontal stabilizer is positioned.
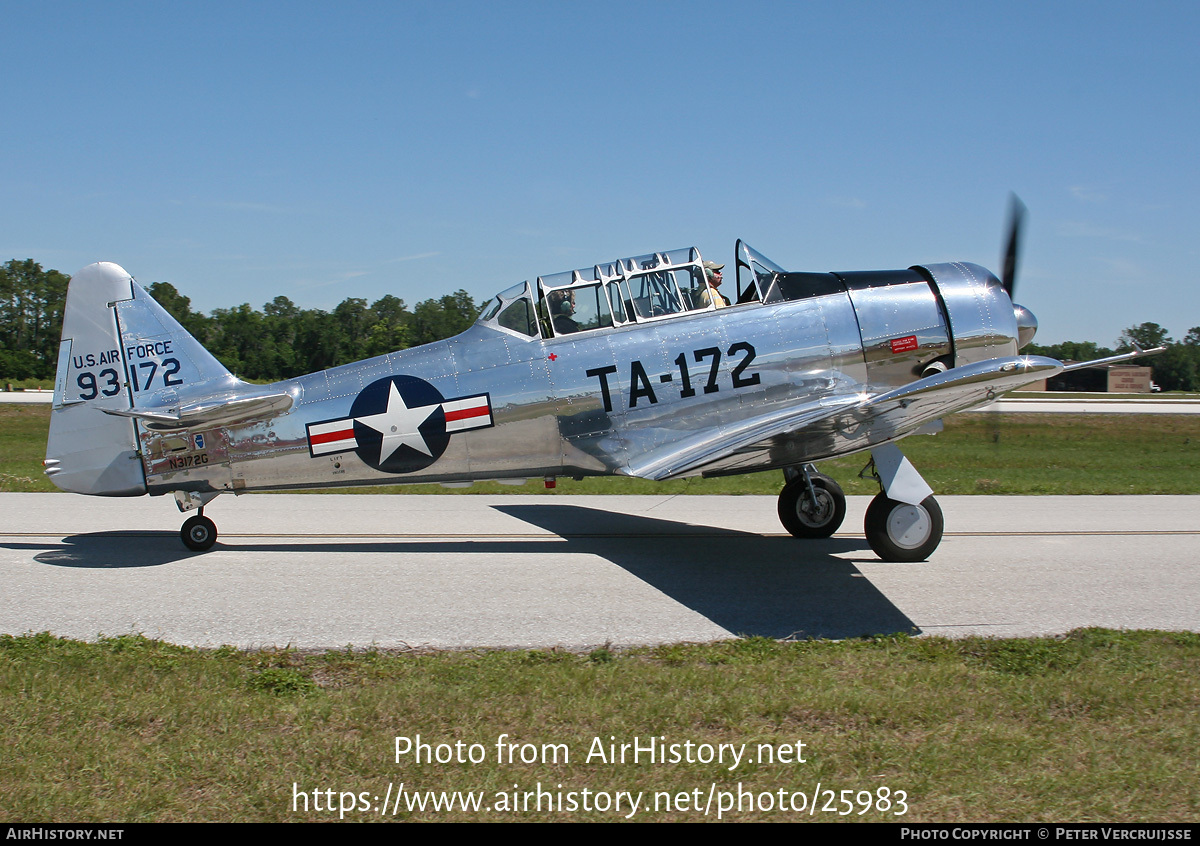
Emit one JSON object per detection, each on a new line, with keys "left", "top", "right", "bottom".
{"left": 100, "top": 390, "right": 295, "bottom": 430}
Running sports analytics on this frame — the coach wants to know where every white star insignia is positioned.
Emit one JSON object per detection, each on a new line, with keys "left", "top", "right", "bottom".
{"left": 354, "top": 381, "right": 441, "bottom": 463}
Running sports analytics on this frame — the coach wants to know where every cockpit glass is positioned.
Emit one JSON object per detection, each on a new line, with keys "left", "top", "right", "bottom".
{"left": 478, "top": 281, "right": 537, "bottom": 337}
{"left": 543, "top": 282, "right": 614, "bottom": 336}
{"left": 674, "top": 267, "right": 711, "bottom": 310}
{"left": 495, "top": 248, "right": 723, "bottom": 338}
{"left": 736, "top": 242, "right": 786, "bottom": 304}
{"left": 479, "top": 296, "right": 504, "bottom": 322}
{"left": 663, "top": 247, "right": 696, "bottom": 266}
{"left": 627, "top": 271, "right": 684, "bottom": 319}
{"left": 607, "top": 280, "right": 628, "bottom": 324}
{"left": 497, "top": 298, "right": 537, "bottom": 336}
{"left": 497, "top": 282, "right": 528, "bottom": 301}
{"left": 570, "top": 284, "right": 613, "bottom": 332}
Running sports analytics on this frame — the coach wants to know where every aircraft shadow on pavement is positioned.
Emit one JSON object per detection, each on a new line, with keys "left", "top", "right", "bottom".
{"left": 10, "top": 532, "right": 198, "bottom": 569}
{"left": 12, "top": 506, "right": 919, "bottom": 640}
{"left": 492, "top": 504, "right": 919, "bottom": 640}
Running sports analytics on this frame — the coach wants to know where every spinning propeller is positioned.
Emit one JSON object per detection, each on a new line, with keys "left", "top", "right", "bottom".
{"left": 1001, "top": 194, "right": 1038, "bottom": 349}
{"left": 1001, "top": 193, "right": 1026, "bottom": 299}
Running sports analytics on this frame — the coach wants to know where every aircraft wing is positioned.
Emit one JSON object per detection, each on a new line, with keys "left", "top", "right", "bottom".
{"left": 626, "top": 355, "right": 1063, "bottom": 481}
{"left": 1058, "top": 347, "right": 1166, "bottom": 372}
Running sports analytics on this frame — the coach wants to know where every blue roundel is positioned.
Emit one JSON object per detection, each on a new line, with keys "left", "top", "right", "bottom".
{"left": 349, "top": 375, "right": 450, "bottom": 473}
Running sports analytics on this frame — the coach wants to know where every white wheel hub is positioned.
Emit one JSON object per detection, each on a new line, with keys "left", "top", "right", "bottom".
{"left": 886, "top": 504, "right": 931, "bottom": 549}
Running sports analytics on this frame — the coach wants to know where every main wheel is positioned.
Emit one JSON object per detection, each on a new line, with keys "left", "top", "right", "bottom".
{"left": 864, "top": 493, "right": 943, "bottom": 562}
{"left": 778, "top": 474, "right": 846, "bottom": 538}
{"left": 181, "top": 514, "right": 218, "bottom": 552}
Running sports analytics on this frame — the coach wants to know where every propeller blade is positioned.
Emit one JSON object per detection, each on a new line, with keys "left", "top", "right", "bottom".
{"left": 1000, "top": 193, "right": 1026, "bottom": 299}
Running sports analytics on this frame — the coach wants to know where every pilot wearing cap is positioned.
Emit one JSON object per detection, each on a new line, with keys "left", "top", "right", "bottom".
{"left": 699, "top": 260, "right": 730, "bottom": 309}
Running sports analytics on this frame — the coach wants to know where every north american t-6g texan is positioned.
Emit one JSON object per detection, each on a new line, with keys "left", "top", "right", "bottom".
{"left": 44, "top": 201, "right": 1159, "bottom": 560}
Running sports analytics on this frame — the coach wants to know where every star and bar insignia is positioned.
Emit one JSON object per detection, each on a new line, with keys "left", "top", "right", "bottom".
{"left": 306, "top": 375, "right": 493, "bottom": 474}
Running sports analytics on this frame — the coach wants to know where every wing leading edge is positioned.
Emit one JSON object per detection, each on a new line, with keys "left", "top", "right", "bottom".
{"left": 626, "top": 356, "right": 1064, "bottom": 481}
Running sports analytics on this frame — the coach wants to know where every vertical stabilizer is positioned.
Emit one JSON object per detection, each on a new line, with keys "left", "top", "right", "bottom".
{"left": 46, "top": 263, "right": 145, "bottom": 494}
{"left": 44, "top": 262, "right": 235, "bottom": 495}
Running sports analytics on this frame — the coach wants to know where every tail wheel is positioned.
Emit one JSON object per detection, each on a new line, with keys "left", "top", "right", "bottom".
{"left": 864, "top": 493, "right": 943, "bottom": 562}
{"left": 181, "top": 515, "right": 218, "bottom": 552}
{"left": 778, "top": 474, "right": 846, "bottom": 538}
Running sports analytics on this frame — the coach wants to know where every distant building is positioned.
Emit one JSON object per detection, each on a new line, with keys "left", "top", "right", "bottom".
{"left": 1107, "top": 366, "right": 1153, "bottom": 393}
{"left": 1033, "top": 363, "right": 1153, "bottom": 393}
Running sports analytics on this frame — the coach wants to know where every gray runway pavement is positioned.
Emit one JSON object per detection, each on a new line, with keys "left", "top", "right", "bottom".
{"left": 978, "top": 397, "right": 1200, "bottom": 414}
{"left": 0, "top": 390, "right": 53, "bottom": 403}
{"left": 2, "top": 493, "right": 1197, "bottom": 650}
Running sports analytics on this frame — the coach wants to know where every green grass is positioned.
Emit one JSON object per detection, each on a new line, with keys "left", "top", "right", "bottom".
{"left": 7, "top": 404, "right": 1200, "bottom": 494}
{"left": 1, "top": 630, "right": 1196, "bottom": 822}
{"left": 0, "top": 379, "right": 55, "bottom": 392}
{"left": 0, "top": 405, "right": 53, "bottom": 492}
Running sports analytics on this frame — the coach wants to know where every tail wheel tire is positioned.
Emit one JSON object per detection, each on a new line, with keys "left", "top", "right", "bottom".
{"left": 864, "top": 493, "right": 943, "bottom": 562}
{"left": 181, "top": 515, "right": 218, "bottom": 552}
{"left": 778, "top": 474, "right": 846, "bottom": 538}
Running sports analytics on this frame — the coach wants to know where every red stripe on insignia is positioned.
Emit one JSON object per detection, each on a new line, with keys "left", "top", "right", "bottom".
{"left": 310, "top": 427, "right": 355, "bottom": 445}
{"left": 444, "top": 406, "right": 488, "bottom": 422}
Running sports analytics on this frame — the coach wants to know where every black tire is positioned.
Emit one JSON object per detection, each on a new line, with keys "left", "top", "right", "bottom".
{"left": 864, "top": 493, "right": 943, "bottom": 562}
{"left": 778, "top": 474, "right": 846, "bottom": 538}
{"left": 181, "top": 515, "right": 218, "bottom": 552}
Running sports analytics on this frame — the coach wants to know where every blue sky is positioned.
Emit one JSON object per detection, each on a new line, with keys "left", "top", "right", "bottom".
{"left": 3, "top": 1, "right": 1197, "bottom": 345}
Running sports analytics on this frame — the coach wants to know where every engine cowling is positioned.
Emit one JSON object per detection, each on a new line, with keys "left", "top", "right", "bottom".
{"left": 914, "top": 262, "right": 1028, "bottom": 366}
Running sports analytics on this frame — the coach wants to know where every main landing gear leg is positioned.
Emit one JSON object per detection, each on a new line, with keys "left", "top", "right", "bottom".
{"left": 862, "top": 444, "right": 943, "bottom": 562}
{"left": 778, "top": 464, "right": 846, "bottom": 538}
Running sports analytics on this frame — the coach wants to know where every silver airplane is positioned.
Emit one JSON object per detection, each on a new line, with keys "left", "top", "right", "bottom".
{"left": 43, "top": 206, "right": 1158, "bottom": 560}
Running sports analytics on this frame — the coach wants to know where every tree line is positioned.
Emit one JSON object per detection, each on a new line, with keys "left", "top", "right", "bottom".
{"left": 0, "top": 260, "right": 69, "bottom": 382}
{"left": 3, "top": 258, "right": 1199, "bottom": 389}
{"left": 1, "top": 260, "right": 482, "bottom": 383}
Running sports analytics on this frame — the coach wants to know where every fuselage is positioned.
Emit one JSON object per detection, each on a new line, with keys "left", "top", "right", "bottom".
{"left": 134, "top": 252, "right": 1019, "bottom": 497}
